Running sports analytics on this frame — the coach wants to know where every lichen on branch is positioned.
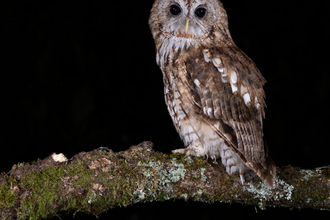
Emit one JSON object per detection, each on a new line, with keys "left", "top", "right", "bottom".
{"left": 0, "top": 141, "right": 330, "bottom": 219}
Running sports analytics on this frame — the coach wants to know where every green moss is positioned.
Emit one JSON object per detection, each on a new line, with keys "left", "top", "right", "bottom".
{"left": 170, "top": 152, "right": 187, "bottom": 163}
{"left": 6, "top": 145, "right": 330, "bottom": 219}
{"left": 150, "top": 151, "right": 168, "bottom": 162}
{"left": 130, "top": 156, "right": 191, "bottom": 204}
{"left": 289, "top": 168, "right": 329, "bottom": 206}
{"left": 0, "top": 177, "right": 18, "bottom": 209}
{"left": 66, "top": 160, "right": 93, "bottom": 190}
{"left": 194, "top": 157, "right": 209, "bottom": 169}
{"left": 18, "top": 167, "right": 66, "bottom": 219}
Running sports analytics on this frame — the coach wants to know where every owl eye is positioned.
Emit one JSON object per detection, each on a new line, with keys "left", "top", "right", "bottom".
{"left": 169, "top": 4, "right": 182, "bottom": 16}
{"left": 195, "top": 6, "right": 207, "bottom": 19}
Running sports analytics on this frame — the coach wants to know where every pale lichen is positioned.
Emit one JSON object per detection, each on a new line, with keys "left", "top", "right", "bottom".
{"left": 168, "top": 158, "right": 186, "bottom": 182}
{"left": 132, "top": 158, "right": 187, "bottom": 203}
{"left": 246, "top": 177, "right": 294, "bottom": 209}
{"left": 300, "top": 170, "right": 314, "bottom": 181}
{"left": 184, "top": 156, "right": 192, "bottom": 164}
{"left": 181, "top": 193, "right": 188, "bottom": 200}
{"left": 133, "top": 184, "right": 146, "bottom": 200}
{"left": 194, "top": 189, "right": 205, "bottom": 196}
{"left": 88, "top": 191, "right": 97, "bottom": 204}
{"left": 190, "top": 189, "right": 208, "bottom": 203}
{"left": 199, "top": 168, "right": 207, "bottom": 182}
{"left": 142, "top": 169, "right": 153, "bottom": 178}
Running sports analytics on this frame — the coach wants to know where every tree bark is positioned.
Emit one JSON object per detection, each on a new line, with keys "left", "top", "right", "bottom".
{"left": 1, "top": 141, "right": 329, "bottom": 219}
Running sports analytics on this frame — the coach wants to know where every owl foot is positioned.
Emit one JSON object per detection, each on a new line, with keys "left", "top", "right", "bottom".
{"left": 172, "top": 148, "right": 210, "bottom": 164}
{"left": 172, "top": 148, "right": 201, "bottom": 157}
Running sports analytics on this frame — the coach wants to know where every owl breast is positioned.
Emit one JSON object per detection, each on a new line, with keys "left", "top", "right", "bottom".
{"left": 158, "top": 40, "right": 250, "bottom": 177}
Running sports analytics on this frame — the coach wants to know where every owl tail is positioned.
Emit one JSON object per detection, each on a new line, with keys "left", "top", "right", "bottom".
{"left": 262, "top": 139, "right": 276, "bottom": 187}
{"left": 245, "top": 156, "right": 276, "bottom": 188}
{"left": 260, "top": 157, "right": 276, "bottom": 188}
{"left": 248, "top": 139, "right": 276, "bottom": 188}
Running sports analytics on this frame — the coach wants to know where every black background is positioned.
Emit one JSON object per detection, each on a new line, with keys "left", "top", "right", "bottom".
{"left": 2, "top": 0, "right": 330, "bottom": 219}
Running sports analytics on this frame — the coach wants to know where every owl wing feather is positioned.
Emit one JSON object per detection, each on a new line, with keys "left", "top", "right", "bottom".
{"left": 186, "top": 45, "right": 275, "bottom": 186}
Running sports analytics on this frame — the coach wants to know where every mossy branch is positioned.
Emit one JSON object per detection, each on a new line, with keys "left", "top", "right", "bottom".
{"left": 1, "top": 141, "right": 330, "bottom": 219}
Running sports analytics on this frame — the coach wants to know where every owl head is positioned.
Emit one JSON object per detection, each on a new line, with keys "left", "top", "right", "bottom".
{"left": 149, "top": 0, "right": 232, "bottom": 41}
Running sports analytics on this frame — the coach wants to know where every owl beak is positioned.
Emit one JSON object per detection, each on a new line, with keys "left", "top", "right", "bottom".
{"left": 185, "top": 19, "right": 189, "bottom": 33}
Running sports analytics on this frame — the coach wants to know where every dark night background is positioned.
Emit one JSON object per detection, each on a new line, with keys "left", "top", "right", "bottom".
{"left": 2, "top": 0, "right": 330, "bottom": 219}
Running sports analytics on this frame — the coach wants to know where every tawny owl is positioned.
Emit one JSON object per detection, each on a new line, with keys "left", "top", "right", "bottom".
{"left": 149, "top": 0, "right": 276, "bottom": 187}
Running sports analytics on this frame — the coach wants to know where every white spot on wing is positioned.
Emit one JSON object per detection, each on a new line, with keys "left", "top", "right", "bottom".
{"left": 214, "top": 109, "right": 220, "bottom": 118}
{"left": 207, "top": 107, "right": 213, "bottom": 116}
{"left": 212, "top": 58, "right": 221, "bottom": 67}
{"left": 221, "top": 71, "right": 228, "bottom": 83}
{"left": 230, "top": 71, "right": 238, "bottom": 93}
{"left": 231, "top": 71, "right": 237, "bottom": 84}
{"left": 230, "top": 83, "right": 238, "bottom": 93}
{"left": 194, "top": 79, "right": 200, "bottom": 87}
{"left": 203, "top": 53, "right": 210, "bottom": 62}
{"left": 240, "top": 86, "right": 248, "bottom": 95}
{"left": 255, "top": 96, "right": 260, "bottom": 108}
{"left": 202, "top": 49, "right": 211, "bottom": 62}
{"left": 243, "top": 93, "right": 251, "bottom": 105}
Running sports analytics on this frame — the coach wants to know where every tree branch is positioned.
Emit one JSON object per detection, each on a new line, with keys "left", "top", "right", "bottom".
{"left": 1, "top": 141, "right": 330, "bottom": 219}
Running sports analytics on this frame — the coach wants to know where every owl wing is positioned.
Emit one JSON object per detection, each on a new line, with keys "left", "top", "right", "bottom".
{"left": 186, "top": 45, "right": 275, "bottom": 186}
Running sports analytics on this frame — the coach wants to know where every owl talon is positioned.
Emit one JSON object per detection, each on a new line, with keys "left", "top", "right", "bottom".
{"left": 172, "top": 148, "right": 202, "bottom": 157}
{"left": 172, "top": 148, "right": 187, "bottom": 154}
{"left": 240, "top": 174, "right": 245, "bottom": 185}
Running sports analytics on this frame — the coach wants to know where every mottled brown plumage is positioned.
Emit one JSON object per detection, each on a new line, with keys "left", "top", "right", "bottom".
{"left": 149, "top": 0, "right": 276, "bottom": 187}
